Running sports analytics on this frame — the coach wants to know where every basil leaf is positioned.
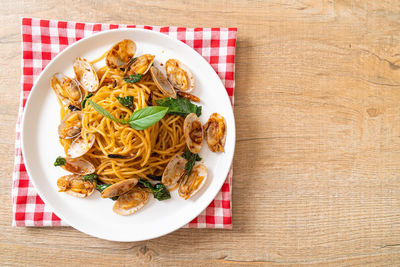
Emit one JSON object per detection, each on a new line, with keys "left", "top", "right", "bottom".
{"left": 156, "top": 97, "right": 202, "bottom": 117}
{"left": 116, "top": 96, "right": 134, "bottom": 110}
{"left": 182, "top": 150, "right": 201, "bottom": 177}
{"left": 54, "top": 156, "right": 66, "bottom": 166}
{"left": 182, "top": 150, "right": 202, "bottom": 162}
{"left": 138, "top": 179, "right": 171, "bottom": 201}
{"left": 83, "top": 173, "right": 98, "bottom": 182}
{"left": 96, "top": 183, "right": 111, "bottom": 192}
{"left": 87, "top": 99, "right": 124, "bottom": 124}
{"left": 81, "top": 93, "right": 93, "bottom": 109}
{"left": 128, "top": 106, "right": 168, "bottom": 130}
{"left": 124, "top": 74, "right": 142, "bottom": 83}
{"left": 153, "top": 183, "right": 171, "bottom": 201}
{"left": 138, "top": 179, "right": 153, "bottom": 190}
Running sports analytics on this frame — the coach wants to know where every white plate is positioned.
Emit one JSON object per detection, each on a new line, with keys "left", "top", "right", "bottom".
{"left": 21, "top": 29, "right": 235, "bottom": 242}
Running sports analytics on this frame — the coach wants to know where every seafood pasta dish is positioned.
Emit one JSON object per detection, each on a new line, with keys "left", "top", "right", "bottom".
{"left": 51, "top": 39, "right": 227, "bottom": 215}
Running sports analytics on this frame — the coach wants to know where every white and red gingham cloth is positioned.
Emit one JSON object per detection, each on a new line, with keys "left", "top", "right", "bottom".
{"left": 13, "top": 18, "right": 236, "bottom": 229}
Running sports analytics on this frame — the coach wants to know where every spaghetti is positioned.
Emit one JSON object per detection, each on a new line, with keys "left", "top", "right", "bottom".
{"left": 52, "top": 39, "right": 222, "bottom": 215}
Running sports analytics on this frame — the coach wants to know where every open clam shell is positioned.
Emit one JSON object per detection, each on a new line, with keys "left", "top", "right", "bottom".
{"left": 126, "top": 54, "right": 155, "bottom": 76}
{"left": 101, "top": 179, "right": 138, "bottom": 199}
{"left": 165, "top": 59, "right": 194, "bottom": 92}
{"left": 57, "top": 174, "right": 96, "bottom": 198}
{"left": 184, "top": 113, "right": 203, "bottom": 154}
{"left": 67, "top": 134, "right": 95, "bottom": 158}
{"left": 58, "top": 111, "right": 83, "bottom": 139}
{"left": 113, "top": 188, "right": 149, "bottom": 216}
{"left": 73, "top": 57, "right": 99, "bottom": 92}
{"left": 162, "top": 154, "right": 187, "bottom": 188}
{"left": 60, "top": 157, "right": 95, "bottom": 175}
{"left": 149, "top": 66, "right": 176, "bottom": 98}
{"left": 51, "top": 73, "right": 83, "bottom": 106}
{"left": 106, "top": 39, "right": 137, "bottom": 69}
{"left": 204, "top": 113, "right": 227, "bottom": 153}
{"left": 178, "top": 163, "right": 207, "bottom": 200}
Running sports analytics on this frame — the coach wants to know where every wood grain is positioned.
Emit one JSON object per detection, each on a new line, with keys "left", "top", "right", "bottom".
{"left": 1, "top": 0, "right": 400, "bottom": 266}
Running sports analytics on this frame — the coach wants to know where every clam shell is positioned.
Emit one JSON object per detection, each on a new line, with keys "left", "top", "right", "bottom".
{"left": 162, "top": 154, "right": 187, "bottom": 188}
{"left": 113, "top": 188, "right": 149, "bottom": 216}
{"left": 106, "top": 39, "right": 137, "bottom": 69}
{"left": 61, "top": 157, "right": 95, "bottom": 175}
{"left": 204, "top": 113, "right": 227, "bottom": 153}
{"left": 149, "top": 66, "right": 176, "bottom": 98}
{"left": 184, "top": 113, "right": 203, "bottom": 154}
{"left": 51, "top": 73, "right": 83, "bottom": 106}
{"left": 57, "top": 174, "right": 95, "bottom": 198}
{"left": 67, "top": 134, "right": 95, "bottom": 158}
{"left": 126, "top": 54, "right": 155, "bottom": 76}
{"left": 58, "top": 111, "right": 83, "bottom": 139}
{"left": 165, "top": 59, "right": 194, "bottom": 92}
{"left": 101, "top": 179, "right": 138, "bottom": 198}
{"left": 178, "top": 163, "right": 207, "bottom": 200}
{"left": 73, "top": 57, "right": 99, "bottom": 92}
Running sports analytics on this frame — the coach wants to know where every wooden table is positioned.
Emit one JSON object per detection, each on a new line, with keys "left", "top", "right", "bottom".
{"left": 1, "top": 1, "right": 400, "bottom": 266}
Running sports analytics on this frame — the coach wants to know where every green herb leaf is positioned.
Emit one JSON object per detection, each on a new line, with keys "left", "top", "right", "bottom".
{"left": 87, "top": 99, "right": 123, "bottom": 124}
{"left": 138, "top": 179, "right": 153, "bottom": 191}
{"left": 152, "top": 183, "right": 171, "bottom": 201}
{"left": 96, "top": 183, "right": 111, "bottom": 192}
{"left": 182, "top": 150, "right": 202, "bottom": 177}
{"left": 156, "top": 97, "right": 202, "bottom": 117}
{"left": 120, "top": 115, "right": 128, "bottom": 124}
{"left": 81, "top": 93, "right": 93, "bottom": 109}
{"left": 116, "top": 96, "right": 134, "bottom": 110}
{"left": 83, "top": 173, "right": 98, "bottom": 183}
{"left": 138, "top": 178, "right": 171, "bottom": 201}
{"left": 124, "top": 73, "right": 142, "bottom": 83}
{"left": 54, "top": 156, "right": 66, "bottom": 166}
{"left": 128, "top": 106, "right": 169, "bottom": 130}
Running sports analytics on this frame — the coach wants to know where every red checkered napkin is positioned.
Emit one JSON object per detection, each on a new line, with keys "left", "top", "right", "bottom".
{"left": 13, "top": 18, "right": 236, "bottom": 228}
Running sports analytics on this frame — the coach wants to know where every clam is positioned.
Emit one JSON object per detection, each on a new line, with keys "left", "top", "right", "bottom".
{"left": 204, "top": 113, "right": 227, "bottom": 152}
{"left": 165, "top": 59, "right": 194, "bottom": 92}
{"left": 73, "top": 57, "right": 99, "bottom": 92}
{"left": 113, "top": 188, "right": 149, "bottom": 215}
{"left": 59, "top": 157, "right": 95, "bottom": 175}
{"left": 162, "top": 154, "right": 187, "bottom": 188}
{"left": 149, "top": 66, "right": 176, "bottom": 98}
{"left": 126, "top": 54, "right": 155, "bottom": 76}
{"left": 67, "top": 134, "right": 95, "bottom": 158}
{"left": 57, "top": 174, "right": 95, "bottom": 198}
{"left": 184, "top": 113, "right": 203, "bottom": 154}
{"left": 106, "top": 39, "right": 137, "bottom": 69}
{"left": 101, "top": 179, "right": 138, "bottom": 198}
{"left": 178, "top": 163, "right": 207, "bottom": 200}
{"left": 51, "top": 73, "right": 83, "bottom": 106}
{"left": 58, "top": 111, "right": 83, "bottom": 139}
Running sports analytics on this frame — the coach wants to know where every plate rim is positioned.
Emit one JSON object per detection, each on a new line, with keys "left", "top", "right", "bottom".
{"left": 21, "top": 28, "right": 236, "bottom": 241}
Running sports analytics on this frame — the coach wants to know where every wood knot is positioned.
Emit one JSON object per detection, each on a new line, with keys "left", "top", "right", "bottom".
{"left": 366, "top": 108, "right": 380, "bottom": 117}
{"left": 136, "top": 245, "right": 158, "bottom": 263}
